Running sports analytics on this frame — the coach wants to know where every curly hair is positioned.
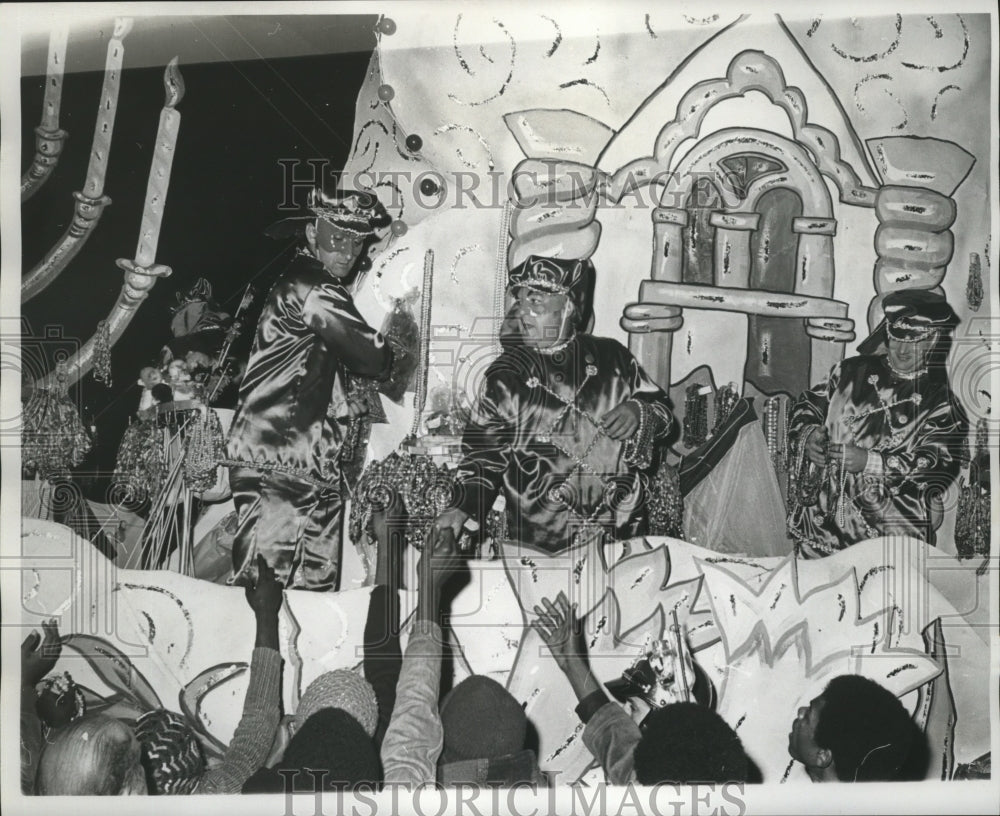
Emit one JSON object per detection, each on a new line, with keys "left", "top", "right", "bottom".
{"left": 814, "top": 675, "right": 917, "bottom": 782}
{"left": 632, "top": 702, "right": 751, "bottom": 785}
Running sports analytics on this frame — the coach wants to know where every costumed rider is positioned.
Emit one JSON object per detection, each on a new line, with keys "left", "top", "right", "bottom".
{"left": 787, "top": 289, "right": 968, "bottom": 557}
{"left": 430, "top": 255, "right": 674, "bottom": 555}
{"left": 223, "top": 186, "right": 392, "bottom": 590}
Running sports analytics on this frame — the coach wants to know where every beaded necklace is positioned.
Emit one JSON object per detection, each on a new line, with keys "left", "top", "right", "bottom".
{"left": 527, "top": 362, "right": 627, "bottom": 540}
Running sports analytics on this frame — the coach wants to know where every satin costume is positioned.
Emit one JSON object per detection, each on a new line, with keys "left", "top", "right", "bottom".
{"left": 787, "top": 354, "right": 968, "bottom": 557}
{"left": 454, "top": 336, "right": 673, "bottom": 554}
{"left": 224, "top": 252, "right": 391, "bottom": 589}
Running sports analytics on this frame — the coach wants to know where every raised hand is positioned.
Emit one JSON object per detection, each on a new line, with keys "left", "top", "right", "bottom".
{"left": 532, "top": 592, "right": 586, "bottom": 674}
{"left": 245, "top": 554, "right": 284, "bottom": 620}
{"left": 416, "top": 519, "right": 466, "bottom": 624}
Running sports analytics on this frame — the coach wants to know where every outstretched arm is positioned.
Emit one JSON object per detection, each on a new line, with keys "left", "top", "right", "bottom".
{"left": 302, "top": 282, "right": 392, "bottom": 377}
{"left": 534, "top": 593, "right": 640, "bottom": 785}
{"left": 532, "top": 593, "right": 603, "bottom": 704}
{"left": 381, "top": 528, "right": 465, "bottom": 785}
{"left": 199, "top": 555, "right": 284, "bottom": 794}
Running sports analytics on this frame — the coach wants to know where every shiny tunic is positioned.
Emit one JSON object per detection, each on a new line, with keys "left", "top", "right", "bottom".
{"left": 225, "top": 253, "right": 391, "bottom": 488}
{"left": 787, "top": 354, "right": 968, "bottom": 556}
{"left": 454, "top": 335, "right": 673, "bottom": 554}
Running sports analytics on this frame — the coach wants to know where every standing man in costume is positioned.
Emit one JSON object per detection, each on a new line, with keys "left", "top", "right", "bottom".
{"left": 787, "top": 289, "right": 968, "bottom": 557}
{"left": 224, "top": 187, "right": 392, "bottom": 590}
{"left": 430, "top": 255, "right": 673, "bottom": 555}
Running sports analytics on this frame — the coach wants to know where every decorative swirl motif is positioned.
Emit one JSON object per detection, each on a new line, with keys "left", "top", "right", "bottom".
{"left": 901, "top": 15, "right": 969, "bottom": 72}
{"left": 179, "top": 662, "right": 248, "bottom": 758}
{"left": 540, "top": 15, "right": 562, "bottom": 57}
{"left": 854, "top": 73, "right": 908, "bottom": 131}
{"left": 117, "top": 582, "right": 194, "bottom": 670}
{"left": 434, "top": 123, "right": 496, "bottom": 171}
{"left": 830, "top": 14, "right": 902, "bottom": 63}
{"left": 448, "top": 16, "right": 516, "bottom": 107}
{"left": 930, "top": 85, "right": 961, "bottom": 120}
{"left": 559, "top": 78, "right": 611, "bottom": 106}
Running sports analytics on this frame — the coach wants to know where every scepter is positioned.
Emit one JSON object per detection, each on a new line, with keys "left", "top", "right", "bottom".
{"left": 207, "top": 283, "right": 256, "bottom": 403}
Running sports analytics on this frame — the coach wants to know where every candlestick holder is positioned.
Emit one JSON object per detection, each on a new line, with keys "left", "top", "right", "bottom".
{"left": 22, "top": 192, "right": 112, "bottom": 303}
{"left": 21, "top": 126, "right": 69, "bottom": 202}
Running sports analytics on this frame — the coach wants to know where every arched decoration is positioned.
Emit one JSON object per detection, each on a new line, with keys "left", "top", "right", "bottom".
{"left": 623, "top": 129, "right": 852, "bottom": 391}
{"left": 603, "top": 50, "right": 878, "bottom": 207}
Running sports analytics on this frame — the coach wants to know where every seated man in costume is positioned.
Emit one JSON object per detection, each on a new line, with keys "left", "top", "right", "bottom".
{"left": 430, "top": 255, "right": 673, "bottom": 555}
{"left": 787, "top": 289, "right": 968, "bottom": 558}
{"left": 224, "top": 186, "right": 392, "bottom": 590}
{"left": 788, "top": 674, "right": 923, "bottom": 782}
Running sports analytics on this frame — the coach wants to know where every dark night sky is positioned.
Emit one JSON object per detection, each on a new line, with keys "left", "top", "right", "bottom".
{"left": 21, "top": 16, "right": 377, "bottom": 492}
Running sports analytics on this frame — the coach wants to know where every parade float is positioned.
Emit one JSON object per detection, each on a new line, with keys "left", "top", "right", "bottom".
{"left": 18, "top": 9, "right": 993, "bottom": 786}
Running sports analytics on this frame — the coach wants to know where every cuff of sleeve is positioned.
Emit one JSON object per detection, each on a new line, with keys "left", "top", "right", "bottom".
{"left": 575, "top": 689, "right": 611, "bottom": 724}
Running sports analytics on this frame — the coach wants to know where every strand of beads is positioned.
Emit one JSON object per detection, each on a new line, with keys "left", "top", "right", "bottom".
{"left": 93, "top": 319, "right": 112, "bottom": 386}
{"left": 182, "top": 406, "right": 225, "bottom": 492}
{"left": 682, "top": 384, "right": 709, "bottom": 448}
{"left": 411, "top": 249, "right": 434, "bottom": 437}
{"left": 712, "top": 383, "right": 739, "bottom": 435}
{"left": 623, "top": 400, "right": 655, "bottom": 469}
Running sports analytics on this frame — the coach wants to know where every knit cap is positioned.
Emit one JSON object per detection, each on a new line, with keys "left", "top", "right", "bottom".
{"left": 439, "top": 675, "right": 528, "bottom": 763}
{"left": 134, "top": 708, "right": 206, "bottom": 794}
{"left": 296, "top": 669, "right": 378, "bottom": 738}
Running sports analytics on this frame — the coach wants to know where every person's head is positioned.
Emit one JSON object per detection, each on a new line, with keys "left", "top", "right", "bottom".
{"left": 242, "top": 707, "right": 381, "bottom": 793}
{"left": 36, "top": 714, "right": 147, "bottom": 795}
{"left": 294, "top": 669, "right": 379, "bottom": 738}
{"left": 632, "top": 703, "right": 751, "bottom": 785}
{"left": 863, "top": 289, "right": 959, "bottom": 376}
{"left": 134, "top": 709, "right": 206, "bottom": 794}
{"left": 437, "top": 675, "right": 539, "bottom": 786}
{"left": 504, "top": 255, "right": 595, "bottom": 349}
{"left": 788, "top": 675, "right": 915, "bottom": 782}
{"left": 301, "top": 187, "right": 390, "bottom": 281}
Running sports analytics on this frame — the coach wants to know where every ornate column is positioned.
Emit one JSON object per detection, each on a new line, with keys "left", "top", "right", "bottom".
{"left": 790, "top": 216, "right": 851, "bottom": 379}
{"left": 710, "top": 211, "right": 760, "bottom": 288}
{"left": 623, "top": 206, "right": 688, "bottom": 387}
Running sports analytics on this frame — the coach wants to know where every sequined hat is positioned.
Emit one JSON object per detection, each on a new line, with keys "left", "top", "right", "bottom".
{"left": 883, "top": 288, "right": 959, "bottom": 340}
{"left": 507, "top": 255, "right": 596, "bottom": 330}
{"left": 858, "top": 289, "right": 959, "bottom": 354}
{"left": 265, "top": 186, "right": 391, "bottom": 240}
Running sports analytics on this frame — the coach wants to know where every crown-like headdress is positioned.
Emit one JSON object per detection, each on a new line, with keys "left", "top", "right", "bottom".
{"left": 264, "top": 186, "right": 391, "bottom": 240}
